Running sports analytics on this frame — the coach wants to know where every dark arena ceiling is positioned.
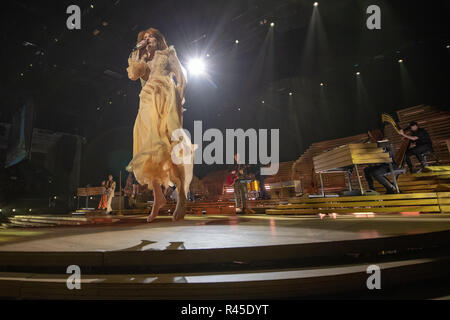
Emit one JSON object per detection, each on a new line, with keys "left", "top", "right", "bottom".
{"left": 1, "top": 0, "right": 449, "bottom": 167}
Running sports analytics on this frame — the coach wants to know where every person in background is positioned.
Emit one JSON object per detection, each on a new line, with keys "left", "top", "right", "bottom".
{"left": 363, "top": 134, "right": 398, "bottom": 194}
{"left": 105, "top": 174, "right": 116, "bottom": 214}
{"left": 98, "top": 180, "right": 107, "bottom": 210}
{"left": 229, "top": 153, "right": 254, "bottom": 214}
{"left": 124, "top": 172, "right": 138, "bottom": 209}
{"left": 400, "top": 121, "right": 433, "bottom": 173}
{"left": 251, "top": 163, "right": 270, "bottom": 200}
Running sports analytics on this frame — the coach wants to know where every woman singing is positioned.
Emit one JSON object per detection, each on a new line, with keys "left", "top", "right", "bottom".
{"left": 126, "top": 28, "right": 192, "bottom": 222}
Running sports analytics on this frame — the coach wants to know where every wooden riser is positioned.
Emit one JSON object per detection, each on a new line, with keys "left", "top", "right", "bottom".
{"left": 268, "top": 192, "right": 450, "bottom": 215}
{"left": 6, "top": 220, "right": 60, "bottom": 228}
{"left": 6, "top": 214, "right": 119, "bottom": 228}
{"left": 373, "top": 168, "right": 450, "bottom": 194}
{"left": 8, "top": 219, "right": 91, "bottom": 227}
{"left": 1, "top": 255, "right": 450, "bottom": 299}
{"left": 266, "top": 207, "right": 440, "bottom": 215}
{"left": 13, "top": 215, "right": 90, "bottom": 222}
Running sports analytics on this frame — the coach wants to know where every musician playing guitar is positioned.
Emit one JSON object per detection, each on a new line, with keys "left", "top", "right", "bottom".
{"left": 228, "top": 153, "right": 250, "bottom": 214}
{"left": 227, "top": 170, "right": 240, "bottom": 186}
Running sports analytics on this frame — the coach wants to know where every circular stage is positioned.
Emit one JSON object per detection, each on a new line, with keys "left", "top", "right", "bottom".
{"left": 2, "top": 214, "right": 450, "bottom": 252}
{"left": 1, "top": 214, "right": 450, "bottom": 299}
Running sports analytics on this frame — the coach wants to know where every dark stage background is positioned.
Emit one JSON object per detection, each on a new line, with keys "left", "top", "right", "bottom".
{"left": 0, "top": 0, "right": 449, "bottom": 186}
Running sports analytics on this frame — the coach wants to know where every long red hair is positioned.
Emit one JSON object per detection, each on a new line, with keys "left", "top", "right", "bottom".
{"left": 136, "top": 28, "right": 168, "bottom": 61}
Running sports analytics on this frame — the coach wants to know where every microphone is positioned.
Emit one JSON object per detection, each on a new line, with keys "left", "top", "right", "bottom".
{"left": 132, "top": 39, "right": 148, "bottom": 51}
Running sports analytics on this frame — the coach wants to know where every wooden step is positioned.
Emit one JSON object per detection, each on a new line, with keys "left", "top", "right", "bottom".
{"left": 270, "top": 192, "right": 450, "bottom": 215}
{"left": 1, "top": 256, "right": 449, "bottom": 299}
{"left": 6, "top": 220, "right": 58, "bottom": 228}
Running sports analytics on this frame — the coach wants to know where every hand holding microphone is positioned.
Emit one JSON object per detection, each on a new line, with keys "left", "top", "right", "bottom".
{"left": 132, "top": 39, "right": 148, "bottom": 51}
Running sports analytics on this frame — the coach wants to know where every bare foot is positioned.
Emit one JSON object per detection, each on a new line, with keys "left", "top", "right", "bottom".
{"left": 172, "top": 196, "right": 186, "bottom": 222}
{"left": 147, "top": 196, "right": 166, "bottom": 223}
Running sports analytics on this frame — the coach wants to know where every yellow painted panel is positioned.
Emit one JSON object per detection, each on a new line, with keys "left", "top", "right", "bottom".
{"left": 289, "top": 193, "right": 438, "bottom": 203}
{"left": 267, "top": 205, "right": 441, "bottom": 215}
{"left": 276, "top": 199, "right": 438, "bottom": 209}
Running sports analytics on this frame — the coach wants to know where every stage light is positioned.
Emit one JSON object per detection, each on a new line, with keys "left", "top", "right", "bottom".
{"left": 20, "top": 73, "right": 23, "bottom": 76}
{"left": 356, "top": 72, "right": 360, "bottom": 75}
{"left": 270, "top": 22, "right": 275, "bottom": 27}
{"left": 447, "top": 45, "right": 450, "bottom": 49}
{"left": 0, "top": 209, "right": 2, "bottom": 212}
{"left": 289, "top": 92, "right": 293, "bottom": 96}
{"left": 262, "top": 100, "right": 265, "bottom": 104}
{"left": 54, "top": 196, "right": 57, "bottom": 199}
{"left": 398, "top": 59, "right": 403, "bottom": 63}
{"left": 90, "top": 4, "right": 94, "bottom": 9}
{"left": 206, "top": 53, "right": 210, "bottom": 57}
{"left": 188, "top": 58, "right": 206, "bottom": 76}
{"left": 235, "top": 39, "right": 239, "bottom": 44}
{"left": 12, "top": 209, "right": 16, "bottom": 212}
{"left": 237, "top": 107, "right": 241, "bottom": 111}
{"left": 29, "top": 209, "right": 32, "bottom": 212}
{"left": 314, "top": 2, "right": 319, "bottom": 7}
{"left": 320, "top": 82, "right": 324, "bottom": 86}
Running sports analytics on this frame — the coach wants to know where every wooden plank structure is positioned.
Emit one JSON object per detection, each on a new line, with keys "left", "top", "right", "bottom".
{"left": 391, "top": 105, "right": 450, "bottom": 165}
{"left": 292, "top": 133, "right": 371, "bottom": 195}
{"left": 313, "top": 143, "right": 396, "bottom": 195}
{"left": 374, "top": 167, "right": 450, "bottom": 194}
{"left": 77, "top": 186, "right": 105, "bottom": 208}
{"left": 77, "top": 187, "right": 104, "bottom": 196}
{"left": 292, "top": 105, "right": 450, "bottom": 195}
{"left": 264, "top": 161, "right": 298, "bottom": 199}
{"left": 266, "top": 192, "right": 450, "bottom": 215}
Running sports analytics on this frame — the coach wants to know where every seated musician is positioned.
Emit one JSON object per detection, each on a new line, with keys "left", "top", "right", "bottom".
{"left": 364, "top": 144, "right": 398, "bottom": 194}
{"left": 399, "top": 121, "right": 433, "bottom": 173}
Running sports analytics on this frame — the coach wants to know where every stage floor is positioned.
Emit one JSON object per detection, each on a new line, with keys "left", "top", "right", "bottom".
{"left": 1, "top": 214, "right": 450, "bottom": 252}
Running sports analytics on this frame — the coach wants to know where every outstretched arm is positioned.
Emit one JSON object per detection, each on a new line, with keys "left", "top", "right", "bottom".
{"left": 168, "top": 47, "right": 187, "bottom": 102}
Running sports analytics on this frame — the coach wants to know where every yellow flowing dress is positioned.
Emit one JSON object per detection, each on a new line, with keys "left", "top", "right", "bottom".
{"left": 126, "top": 46, "right": 192, "bottom": 196}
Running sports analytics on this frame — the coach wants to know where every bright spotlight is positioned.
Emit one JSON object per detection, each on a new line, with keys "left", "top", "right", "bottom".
{"left": 270, "top": 22, "right": 275, "bottom": 27}
{"left": 235, "top": 39, "right": 239, "bottom": 44}
{"left": 356, "top": 72, "right": 360, "bottom": 76}
{"left": 314, "top": 2, "right": 318, "bottom": 7}
{"left": 188, "top": 58, "right": 206, "bottom": 76}
{"left": 398, "top": 59, "right": 403, "bottom": 63}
